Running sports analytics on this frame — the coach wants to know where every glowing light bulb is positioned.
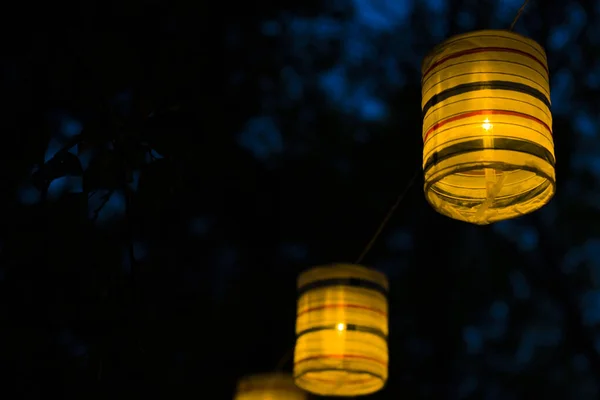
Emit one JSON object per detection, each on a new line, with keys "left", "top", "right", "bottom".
{"left": 482, "top": 118, "right": 492, "bottom": 131}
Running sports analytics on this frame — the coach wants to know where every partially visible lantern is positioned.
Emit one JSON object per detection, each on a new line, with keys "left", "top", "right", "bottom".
{"left": 294, "top": 264, "right": 389, "bottom": 396}
{"left": 234, "top": 373, "right": 306, "bottom": 400}
{"left": 421, "top": 30, "right": 555, "bottom": 225}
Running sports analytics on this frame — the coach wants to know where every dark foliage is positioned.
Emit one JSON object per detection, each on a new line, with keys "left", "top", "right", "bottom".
{"left": 2, "top": 0, "right": 600, "bottom": 399}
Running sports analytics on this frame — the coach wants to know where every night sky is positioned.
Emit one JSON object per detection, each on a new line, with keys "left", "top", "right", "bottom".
{"left": 2, "top": 0, "right": 600, "bottom": 398}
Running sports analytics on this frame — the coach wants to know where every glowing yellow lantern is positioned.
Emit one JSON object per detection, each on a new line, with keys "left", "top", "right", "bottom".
{"left": 421, "top": 30, "right": 555, "bottom": 225}
{"left": 294, "top": 264, "right": 389, "bottom": 396}
{"left": 234, "top": 373, "right": 306, "bottom": 400}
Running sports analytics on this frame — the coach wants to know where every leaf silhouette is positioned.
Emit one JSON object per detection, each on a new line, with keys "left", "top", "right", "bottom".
{"left": 31, "top": 151, "right": 83, "bottom": 192}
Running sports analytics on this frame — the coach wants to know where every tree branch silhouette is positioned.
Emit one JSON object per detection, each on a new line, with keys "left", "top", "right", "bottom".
{"left": 91, "top": 190, "right": 114, "bottom": 221}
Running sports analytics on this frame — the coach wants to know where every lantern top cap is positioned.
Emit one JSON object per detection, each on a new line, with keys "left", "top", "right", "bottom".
{"left": 421, "top": 29, "right": 547, "bottom": 76}
{"left": 297, "top": 263, "right": 389, "bottom": 290}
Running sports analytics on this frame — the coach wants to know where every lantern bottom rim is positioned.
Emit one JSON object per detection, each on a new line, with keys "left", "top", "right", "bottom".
{"left": 424, "top": 160, "right": 555, "bottom": 225}
{"left": 294, "top": 369, "right": 385, "bottom": 396}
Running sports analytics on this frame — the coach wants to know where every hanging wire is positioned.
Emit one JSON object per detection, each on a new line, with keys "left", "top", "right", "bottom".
{"left": 509, "top": 0, "right": 531, "bottom": 31}
{"left": 272, "top": 168, "right": 419, "bottom": 372}
{"left": 355, "top": 168, "right": 419, "bottom": 264}
{"left": 271, "top": 0, "right": 530, "bottom": 379}
{"left": 275, "top": 347, "right": 294, "bottom": 371}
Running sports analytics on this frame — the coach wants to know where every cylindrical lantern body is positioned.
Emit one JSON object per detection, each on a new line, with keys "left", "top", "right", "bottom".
{"left": 234, "top": 373, "right": 306, "bottom": 400}
{"left": 294, "top": 264, "right": 389, "bottom": 396}
{"left": 421, "top": 30, "right": 555, "bottom": 225}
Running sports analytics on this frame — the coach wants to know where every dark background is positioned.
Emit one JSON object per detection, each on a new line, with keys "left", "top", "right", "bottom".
{"left": 2, "top": 0, "right": 600, "bottom": 398}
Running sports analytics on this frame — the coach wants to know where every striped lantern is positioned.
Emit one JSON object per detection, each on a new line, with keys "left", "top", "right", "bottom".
{"left": 234, "top": 373, "right": 306, "bottom": 400}
{"left": 421, "top": 30, "right": 555, "bottom": 225}
{"left": 293, "top": 264, "right": 389, "bottom": 396}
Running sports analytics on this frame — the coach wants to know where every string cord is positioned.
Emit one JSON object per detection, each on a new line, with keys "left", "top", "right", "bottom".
{"left": 509, "top": 0, "right": 531, "bottom": 31}
{"left": 355, "top": 168, "right": 419, "bottom": 264}
{"left": 275, "top": 347, "right": 294, "bottom": 371}
{"left": 273, "top": 0, "right": 529, "bottom": 378}
{"left": 273, "top": 168, "right": 419, "bottom": 371}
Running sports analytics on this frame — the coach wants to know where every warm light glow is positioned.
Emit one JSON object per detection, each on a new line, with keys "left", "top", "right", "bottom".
{"left": 294, "top": 264, "right": 389, "bottom": 397}
{"left": 234, "top": 373, "right": 306, "bottom": 400}
{"left": 421, "top": 30, "right": 555, "bottom": 225}
{"left": 482, "top": 118, "right": 492, "bottom": 131}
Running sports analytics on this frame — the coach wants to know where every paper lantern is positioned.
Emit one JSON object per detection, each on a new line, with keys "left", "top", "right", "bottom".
{"left": 421, "top": 30, "right": 555, "bottom": 225}
{"left": 294, "top": 264, "right": 389, "bottom": 396}
{"left": 234, "top": 373, "right": 306, "bottom": 400}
